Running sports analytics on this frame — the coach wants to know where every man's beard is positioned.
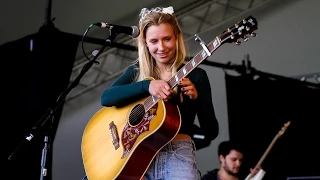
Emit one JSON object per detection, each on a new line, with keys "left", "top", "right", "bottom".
{"left": 223, "top": 164, "right": 239, "bottom": 177}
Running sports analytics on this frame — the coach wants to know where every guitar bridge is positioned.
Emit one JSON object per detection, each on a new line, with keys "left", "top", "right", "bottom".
{"left": 109, "top": 121, "right": 120, "bottom": 150}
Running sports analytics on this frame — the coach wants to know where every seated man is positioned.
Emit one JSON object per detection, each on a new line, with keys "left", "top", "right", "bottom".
{"left": 202, "top": 140, "right": 259, "bottom": 180}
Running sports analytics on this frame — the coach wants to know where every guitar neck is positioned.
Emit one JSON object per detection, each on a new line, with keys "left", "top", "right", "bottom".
{"left": 142, "top": 15, "right": 258, "bottom": 112}
{"left": 254, "top": 121, "right": 291, "bottom": 168}
{"left": 255, "top": 134, "right": 279, "bottom": 168}
{"left": 245, "top": 136, "right": 280, "bottom": 180}
{"left": 143, "top": 37, "right": 222, "bottom": 111}
{"left": 167, "top": 37, "right": 222, "bottom": 88}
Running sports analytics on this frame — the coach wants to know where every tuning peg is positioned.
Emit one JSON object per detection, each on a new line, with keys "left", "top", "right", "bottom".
{"left": 230, "top": 31, "right": 235, "bottom": 39}
{"left": 243, "top": 36, "right": 249, "bottom": 42}
{"left": 250, "top": 32, "right": 257, "bottom": 37}
{"left": 235, "top": 40, "right": 241, "bottom": 45}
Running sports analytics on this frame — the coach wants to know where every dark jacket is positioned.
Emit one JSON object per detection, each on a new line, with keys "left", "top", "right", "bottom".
{"left": 202, "top": 169, "right": 220, "bottom": 180}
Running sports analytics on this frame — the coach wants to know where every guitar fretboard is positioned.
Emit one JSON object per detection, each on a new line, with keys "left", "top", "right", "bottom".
{"left": 143, "top": 37, "right": 222, "bottom": 111}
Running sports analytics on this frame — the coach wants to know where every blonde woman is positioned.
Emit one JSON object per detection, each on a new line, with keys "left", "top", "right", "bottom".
{"left": 101, "top": 6, "right": 219, "bottom": 179}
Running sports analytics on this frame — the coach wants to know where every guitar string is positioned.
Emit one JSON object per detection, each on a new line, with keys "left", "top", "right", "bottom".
{"left": 129, "top": 48, "right": 206, "bottom": 125}
{"left": 117, "top": 17, "right": 255, "bottom": 127}
{"left": 112, "top": 37, "right": 220, "bottom": 148}
{"left": 129, "top": 25, "right": 254, "bottom": 124}
{"left": 128, "top": 59, "right": 198, "bottom": 126}
{"left": 117, "top": 23, "right": 244, "bottom": 142}
{"left": 128, "top": 34, "right": 227, "bottom": 125}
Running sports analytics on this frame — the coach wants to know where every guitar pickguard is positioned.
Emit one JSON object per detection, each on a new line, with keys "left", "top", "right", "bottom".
{"left": 121, "top": 103, "right": 158, "bottom": 158}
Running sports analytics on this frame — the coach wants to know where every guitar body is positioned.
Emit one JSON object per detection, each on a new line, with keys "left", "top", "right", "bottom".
{"left": 81, "top": 97, "right": 181, "bottom": 180}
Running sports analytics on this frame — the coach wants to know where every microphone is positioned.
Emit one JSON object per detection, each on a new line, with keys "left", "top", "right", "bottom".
{"left": 94, "top": 22, "right": 140, "bottom": 38}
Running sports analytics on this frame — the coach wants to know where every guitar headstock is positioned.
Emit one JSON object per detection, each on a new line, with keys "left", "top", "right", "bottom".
{"left": 278, "top": 121, "right": 291, "bottom": 137}
{"left": 220, "top": 15, "right": 258, "bottom": 45}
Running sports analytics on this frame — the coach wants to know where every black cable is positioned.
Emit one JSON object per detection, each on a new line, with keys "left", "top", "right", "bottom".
{"left": 81, "top": 24, "right": 96, "bottom": 62}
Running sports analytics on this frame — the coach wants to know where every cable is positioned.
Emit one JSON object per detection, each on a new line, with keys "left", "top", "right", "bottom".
{"left": 81, "top": 24, "right": 95, "bottom": 62}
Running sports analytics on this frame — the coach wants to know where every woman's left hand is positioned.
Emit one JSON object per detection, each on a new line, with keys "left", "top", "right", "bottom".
{"left": 179, "top": 77, "right": 198, "bottom": 100}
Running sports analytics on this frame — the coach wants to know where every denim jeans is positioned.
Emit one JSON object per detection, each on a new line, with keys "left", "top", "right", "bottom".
{"left": 144, "top": 139, "right": 200, "bottom": 180}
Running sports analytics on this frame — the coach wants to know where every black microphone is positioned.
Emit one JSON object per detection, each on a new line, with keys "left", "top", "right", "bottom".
{"left": 94, "top": 22, "right": 140, "bottom": 38}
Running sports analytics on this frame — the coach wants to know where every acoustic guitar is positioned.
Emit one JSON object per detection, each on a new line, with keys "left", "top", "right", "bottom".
{"left": 245, "top": 121, "right": 291, "bottom": 180}
{"left": 81, "top": 16, "right": 258, "bottom": 180}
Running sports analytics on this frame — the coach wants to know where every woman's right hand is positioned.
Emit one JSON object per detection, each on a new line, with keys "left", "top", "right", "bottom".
{"left": 149, "top": 80, "right": 173, "bottom": 101}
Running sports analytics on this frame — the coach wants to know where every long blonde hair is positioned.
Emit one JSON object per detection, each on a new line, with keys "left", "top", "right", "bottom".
{"left": 134, "top": 7, "right": 188, "bottom": 82}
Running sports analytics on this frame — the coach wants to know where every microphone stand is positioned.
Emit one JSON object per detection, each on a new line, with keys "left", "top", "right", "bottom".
{"left": 8, "top": 29, "right": 119, "bottom": 180}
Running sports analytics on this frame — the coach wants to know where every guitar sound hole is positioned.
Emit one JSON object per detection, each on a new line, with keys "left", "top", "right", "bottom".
{"left": 129, "top": 104, "right": 145, "bottom": 126}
